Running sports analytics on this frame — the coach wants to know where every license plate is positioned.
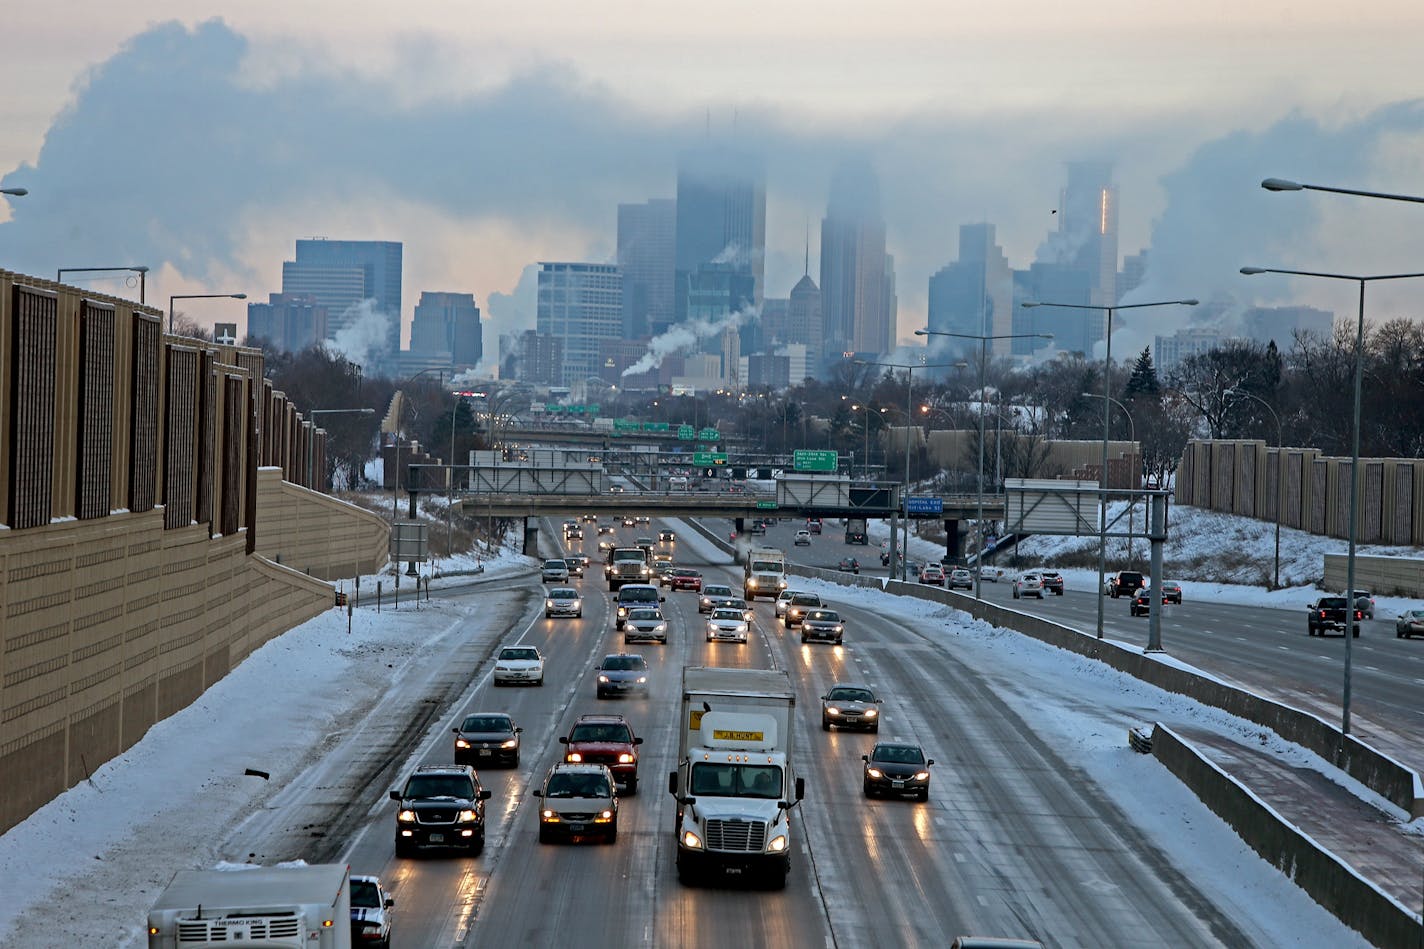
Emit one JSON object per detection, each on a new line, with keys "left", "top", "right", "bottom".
{"left": 567, "top": 823, "right": 586, "bottom": 832}
{"left": 724, "top": 867, "right": 743, "bottom": 875}
{"left": 429, "top": 833, "right": 445, "bottom": 843}
{"left": 479, "top": 749, "right": 492, "bottom": 756}
{"left": 892, "top": 780, "right": 905, "bottom": 788}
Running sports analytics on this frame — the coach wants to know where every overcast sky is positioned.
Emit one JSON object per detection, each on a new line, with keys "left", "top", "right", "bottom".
{"left": 2, "top": 4, "right": 1422, "bottom": 361}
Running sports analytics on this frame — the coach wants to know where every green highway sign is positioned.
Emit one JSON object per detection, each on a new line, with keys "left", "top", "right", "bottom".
{"left": 755, "top": 500, "right": 778, "bottom": 510}
{"left": 678, "top": 424, "right": 695, "bottom": 440}
{"left": 587, "top": 404, "right": 600, "bottom": 414}
{"left": 693, "top": 452, "right": 728, "bottom": 466}
{"left": 698, "top": 428, "right": 720, "bottom": 441}
{"left": 642, "top": 421, "right": 671, "bottom": 432}
{"left": 613, "top": 419, "right": 640, "bottom": 432}
{"left": 793, "top": 449, "right": 839, "bottom": 473}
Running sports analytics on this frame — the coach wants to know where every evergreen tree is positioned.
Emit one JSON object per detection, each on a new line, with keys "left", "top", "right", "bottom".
{"left": 1123, "top": 346, "right": 1160, "bottom": 398}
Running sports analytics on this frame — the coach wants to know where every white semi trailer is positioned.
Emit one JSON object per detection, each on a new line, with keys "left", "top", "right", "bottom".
{"left": 147, "top": 863, "right": 352, "bottom": 949}
{"left": 668, "top": 667, "right": 805, "bottom": 889}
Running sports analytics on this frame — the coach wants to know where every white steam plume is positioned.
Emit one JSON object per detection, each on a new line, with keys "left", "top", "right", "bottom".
{"left": 328, "top": 299, "right": 392, "bottom": 368}
{"left": 623, "top": 303, "right": 760, "bottom": 377}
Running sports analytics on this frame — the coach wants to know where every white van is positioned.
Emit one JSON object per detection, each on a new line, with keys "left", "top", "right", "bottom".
{"left": 668, "top": 475, "right": 689, "bottom": 490}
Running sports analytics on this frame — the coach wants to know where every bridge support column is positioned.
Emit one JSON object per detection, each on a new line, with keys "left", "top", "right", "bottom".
{"left": 944, "top": 518, "right": 964, "bottom": 564}
{"left": 889, "top": 512, "right": 899, "bottom": 580}
{"left": 522, "top": 517, "right": 539, "bottom": 557}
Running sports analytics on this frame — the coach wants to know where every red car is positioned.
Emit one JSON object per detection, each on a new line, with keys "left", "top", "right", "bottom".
{"left": 919, "top": 563, "right": 945, "bottom": 585}
{"left": 559, "top": 714, "right": 644, "bottom": 794}
{"left": 668, "top": 568, "right": 703, "bottom": 592}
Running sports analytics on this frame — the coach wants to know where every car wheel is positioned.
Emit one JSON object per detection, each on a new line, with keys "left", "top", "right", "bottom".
{"left": 470, "top": 834, "right": 485, "bottom": 856}
{"left": 597, "top": 689, "right": 607, "bottom": 699}
{"left": 395, "top": 839, "right": 413, "bottom": 859}
{"left": 625, "top": 776, "right": 638, "bottom": 796}
{"left": 919, "top": 789, "right": 930, "bottom": 802}
{"left": 1353, "top": 628, "right": 1361, "bottom": 638}
{"left": 539, "top": 825, "right": 553, "bottom": 844}
{"left": 536, "top": 676, "right": 544, "bottom": 686}
{"left": 870, "top": 723, "right": 879, "bottom": 734}
{"left": 607, "top": 820, "right": 618, "bottom": 844}
{"left": 862, "top": 781, "right": 874, "bottom": 798}
{"left": 511, "top": 753, "right": 521, "bottom": 768}
{"left": 545, "top": 611, "right": 552, "bottom": 618}
{"left": 800, "top": 635, "right": 808, "bottom": 643}
{"left": 577, "top": 610, "right": 583, "bottom": 618}
{"left": 1397, "top": 629, "right": 1404, "bottom": 638}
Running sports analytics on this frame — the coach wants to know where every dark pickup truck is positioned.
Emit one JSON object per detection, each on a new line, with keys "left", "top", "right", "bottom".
{"left": 1307, "top": 596, "right": 1363, "bottom": 637}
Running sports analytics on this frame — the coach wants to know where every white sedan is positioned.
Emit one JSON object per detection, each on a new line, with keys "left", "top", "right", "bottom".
{"left": 706, "top": 608, "right": 750, "bottom": 643}
{"left": 493, "top": 645, "right": 545, "bottom": 686}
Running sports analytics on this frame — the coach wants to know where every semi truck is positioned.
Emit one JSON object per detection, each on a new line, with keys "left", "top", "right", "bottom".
{"left": 741, "top": 546, "right": 787, "bottom": 601}
{"left": 668, "top": 667, "right": 805, "bottom": 889}
{"left": 147, "top": 863, "right": 351, "bottom": 949}
{"left": 605, "top": 546, "right": 653, "bottom": 590}
{"left": 844, "top": 517, "right": 868, "bottom": 545}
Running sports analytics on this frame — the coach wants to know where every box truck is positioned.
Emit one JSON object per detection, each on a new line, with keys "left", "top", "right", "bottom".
{"left": 147, "top": 863, "right": 351, "bottom": 949}
{"left": 741, "top": 546, "right": 787, "bottom": 601}
{"left": 668, "top": 667, "right": 804, "bottom": 889}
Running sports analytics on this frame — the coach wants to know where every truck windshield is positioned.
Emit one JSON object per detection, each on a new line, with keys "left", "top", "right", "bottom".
{"left": 404, "top": 776, "right": 475, "bottom": 798}
{"left": 690, "top": 763, "right": 782, "bottom": 799}
{"left": 613, "top": 550, "right": 645, "bottom": 562}
{"left": 750, "top": 560, "right": 782, "bottom": 572}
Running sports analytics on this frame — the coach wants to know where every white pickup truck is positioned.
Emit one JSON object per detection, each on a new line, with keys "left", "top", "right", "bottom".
{"left": 147, "top": 863, "right": 351, "bottom": 948}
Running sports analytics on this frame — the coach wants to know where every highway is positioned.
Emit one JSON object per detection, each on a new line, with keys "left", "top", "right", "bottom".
{"left": 752, "top": 517, "right": 1424, "bottom": 777}
{"left": 298, "top": 516, "right": 1360, "bottom": 948}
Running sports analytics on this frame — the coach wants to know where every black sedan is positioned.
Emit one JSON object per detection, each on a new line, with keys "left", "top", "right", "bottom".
{"left": 862, "top": 741, "right": 934, "bottom": 801}
{"left": 452, "top": 712, "right": 523, "bottom": 767}
{"left": 837, "top": 557, "right": 861, "bottom": 574}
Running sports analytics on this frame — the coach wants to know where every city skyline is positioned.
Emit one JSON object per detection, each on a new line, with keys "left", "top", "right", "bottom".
{"left": 2, "top": 15, "right": 1422, "bottom": 373}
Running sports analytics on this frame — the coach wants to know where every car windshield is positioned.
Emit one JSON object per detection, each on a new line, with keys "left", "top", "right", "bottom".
{"left": 500, "top": 648, "right": 539, "bottom": 661}
{"left": 350, "top": 880, "right": 382, "bottom": 909}
{"left": 545, "top": 771, "right": 612, "bottom": 798}
{"left": 690, "top": 762, "right": 783, "bottom": 799}
{"left": 704, "top": 586, "right": 732, "bottom": 597}
{"left": 806, "top": 610, "right": 839, "bottom": 622}
{"left": 459, "top": 715, "right": 512, "bottom": 733}
{"left": 602, "top": 656, "right": 647, "bottom": 671}
{"left": 828, "top": 687, "right": 873, "bottom": 702}
{"left": 627, "top": 609, "right": 661, "bottom": 621}
{"left": 791, "top": 595, "right": 820, "bottom": 606}
{"left": 711, "top": 609, "right": 744, "bottom": 621}
{"left": 620, "top": 588, "right": 658, "bottom": 603}
{"left": 1409, "top": 610, "right": 1424, "bottom": 619}
{"left": 543, "top": 560, "right": 566, "bottom": 569}
{"left": 873, "top": 745, "right": 925, "bottom": 765}
{"left": 549, "top": 589, "right": 577, "bottom": 600}
{"left": 673, "top": 569, "right": 698, "bottom": 577}
{"left": 569, "top": 723, "right": 632, "bottom": 743}
{"left": 403, "top": 775, "right": 475, "bottom": 799}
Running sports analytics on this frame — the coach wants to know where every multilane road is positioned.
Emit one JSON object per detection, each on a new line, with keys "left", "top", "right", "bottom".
{"left": 758, "top": 518, "right": 1424, "bottom": 777}
{"left": 320, "top": 518, "right": 1342, "bottom": 948}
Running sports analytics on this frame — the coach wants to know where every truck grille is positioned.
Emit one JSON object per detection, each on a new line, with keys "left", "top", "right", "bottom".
{"left": 178, "top": 916, "right": 302, "bottom": 942}
{"left": 417, "top": 807, "right": 458, "bottom": 823}
{"left": 705, "top": 818, "right": 766, "bottom": 852}
{"left": 580, "top": 751, "right": 618, "bottom": 765}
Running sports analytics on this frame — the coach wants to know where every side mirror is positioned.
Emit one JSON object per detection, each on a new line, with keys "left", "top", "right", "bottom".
{"left": 515, "top": 726, "right": 523, "bottom": 734}
{"left": 388, "top": 790, "right": 401, "bottom": 802}
{"left": 451, "top": 727, "right": 460, "bottom": 734}
{"left": 875, "top": 697, "right": 884, "bottom": 703}
{"left": 558, "top": 736, "right": 569, "bottom": 745}
{"left": 634, "top": 736, "right": 644, "bottom": 745}
{"left": 660, "top": 595, "right": 667, "bottom": 602}
{"left": 385, "top": 898, "right": 394, "bottom": 908}
{"left": 678, "top": 796, "right": 698, "bottom": 807}
{"left": 532, "top": 788, "right": 543, "bottom": 797}
{"left": 927, "top": 759, "right": 935, "bottom": 766}
{"left": 668, "top": 771, "right": 678, "bottom": 795}
{"left": 479, "top": 789, "right": 493, "bottom": 801}
{"left": 819, "top": 695, "right": 827, "bottom": 701}
{"left": 795, "top": 777, "right": 806, "bottom": 801}
{"left": 860, "top": 754, "right": 869, "bottom": 763}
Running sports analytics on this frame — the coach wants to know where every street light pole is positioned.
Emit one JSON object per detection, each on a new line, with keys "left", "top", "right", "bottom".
{"left": 168, "top": 292, "right": 247, "bottom": 334}
{"left": 912, "top": 331, "right": 1052, "bottom": 598}
{"left": 307, "top": 408, "right": 375, "bottom": 491}
{"left": 1261, "top": 178, "right": 1424, "bottom": 204}
{"left": 57, "top": 266, "right": 150, "bottom": 305}
{"left": 1241, "top": 266, "right": 1424, "bottom": 735}
{"left": 1021, "top": 298, "right": 1197, "bottom": 638}
{"left": 1224, "top": 387, "right": 1284, "bottom": 589}
{"left": 1081, "top": 391, "right": 1136, "bottom": 562}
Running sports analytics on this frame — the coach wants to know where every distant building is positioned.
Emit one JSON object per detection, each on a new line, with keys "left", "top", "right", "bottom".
{"left": 1012, "top": 262, "right": 1093, "bottom": 358}
{"left": 1154, "top": 326, "right": 1243, "bottom": 371}
{"left": 1119, "top": 250, "right": 1148, "bottom": 300}
{"left": 281, "top": 239, "right": 403, "bottom": 362}
{"left": 597, "top": 338, "right": 671, "bottom": 390}
{"left": 776, "top": 342, "right": 811, "bottom": 385}
{"left": 245, "top": 292, "right": 328, "bottom": 353}
{"left": 926, "top": 223, "right": 1013, "bottom": 361}
{"left": 536, "top": 262, "right": 622, "bottom": 386}
{"left": 786, "top": 275, "right": 823, "bottom": 375}
{"left": 409, "top": 291, "right": 482, "bottom": 370}
{"left": 759, "top": 297, "right": 789, "bottom": 350}
{"left": 517, "top": 330, "right": 564, "bottom": 386}
{"left": 618, "top": 198, "right": 676, "bottom": 338}
{"left": 1241, "top": 305, "right": 1332, "bottom": 344}
{"left": 748, "top": 353, "right": 791, "bottom": 389}
{"left": 674, "top": 147, "right": 766, "bottom": 322}
{"left": 821, "top": 160, "right": 895, "bottom": 359}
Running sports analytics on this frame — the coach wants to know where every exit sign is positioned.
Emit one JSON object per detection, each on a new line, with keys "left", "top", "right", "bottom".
{"left": 693, "top": 452, "right": 728, "bottom": 466}
{"left": 793, "top": 449, "right": 838, "bottom": 473}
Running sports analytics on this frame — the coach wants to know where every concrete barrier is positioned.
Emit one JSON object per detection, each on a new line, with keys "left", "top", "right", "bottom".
{"left": 1152, "top": 724, "right": 1421, "bottom": 947}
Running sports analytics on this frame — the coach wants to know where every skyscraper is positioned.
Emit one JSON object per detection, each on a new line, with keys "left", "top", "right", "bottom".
{"left": 281, "top": 239, "right": 403, "bottom": 359}
{"left": 786, "top": 274, "right": 823, "bottom": 372}
{"left": 617, "top": 198, "right": 676, "bottom": 338}
{"left": 820, "top": 159, "right": 895, "bottom": 360}
{"left": 536, "top": 263, "right": 622, "bottom": 386}
{"left": 410, "top": 291, "right": 483, "bottom": 370}
{"left": 927, "top": 223, "right": 1013, "bottom": 360}
{"left": 245, "top": 293, "right": 328, "bottom": 353}
{"left": 673, "top": 147, "right": 765, "bottom": 323}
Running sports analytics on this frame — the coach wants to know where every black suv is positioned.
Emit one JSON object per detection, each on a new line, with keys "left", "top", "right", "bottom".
{"left": 390, "top": 764, "right": 492, "bottom": 857}
{"left": 1105, "top": 570, "right": 1145, "bottom": 598}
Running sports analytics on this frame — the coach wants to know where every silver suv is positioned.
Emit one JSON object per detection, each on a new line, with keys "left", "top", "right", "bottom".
{"left": 533, "top": 763, "right": 619, "bottom": 844}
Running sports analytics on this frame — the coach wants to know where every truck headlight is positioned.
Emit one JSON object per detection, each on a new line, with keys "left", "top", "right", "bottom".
{"left": 636, "top": 676, "right": 647, "bottom": 683}
{"left": 397, "top": 809, "right": 416, "bottom": 822}
{"left": 545, "top": 600, "right": 554, "bottom": 608}
{"left": 748, "top": 578, "right": 758, "bottom": 588}
{"left": 778, "top": 579, "right": 787, "bottom": 589}
{"left": 768, "top": 835, "right": 788, "bottom": 853}
{"left": 598, "top": 810, "right": 614, "bottom": 821}
{"left": 617, "top": 752, "right": 635, "bottom": 763}
{"left": 566, "top": 752, "right": 583, "bottom": 762}
{"left": 598, "top": 675, "right": 610, "bottom": 683}
{"left": 682, "top": 830, "right": 704, "bottom": 850}
{"left": 457, "top": 809, "right": 478, "bottom": 822}
{"left": 618, "top": 607, "right": 628, "bottom": 616}
{"left": 541, "top": 809, "right": 557, "bottom": 821}
{"left": 455, "top": 737, "right": 471, "bottom": 748}
{"left": 834, "top": 625, "right": 844, "bottom": 634}
{"left": 501, "top": 738, "right": 519, "bottom": 748}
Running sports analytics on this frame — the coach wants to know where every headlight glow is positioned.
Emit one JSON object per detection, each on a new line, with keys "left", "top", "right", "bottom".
{"left": 598, "top": 675, "right": 610, "bottom": 683}
{"left": 863, "top": 709, "right": 877, "bottom": 718}
{"left": 397, "top": 809, "right": 416, "bottom": 822}
{"left": 545, "top": 600, "right": 554, "bottom": 608}
{"left": 826, "top": 707, "right": 841, "bottom": 716}
{"left": 541, "top": 809, "right": 556, "bottom": 820}
{"left": 834, "top": 625, "right": 844, "bottom": 633}
{"left": 455, "top": 738, "right": 471, "bottom": 748}
{"left": 914, "top": 771, "right": 930, "bottom": 781}
{"left": 636, "top": 676, "right": 647, "bottom": 683}
{"left": 866, "top": 768, "right": 883, "bottom": 779}
{"left": 500, "top": 738, "right": 518, "bottom": 748}
{"left": 457, "top": 809, "right": 477, "bottom": 822}
{"left": 617, "top": 753, "right": 635, "bottom": 763}
{"left": 748, "top": 577, "right": 758, "bottom": 587}
{"left": 599, "top": 809, "right": 614, "bottom": 820}
{"left": 682, "top": 830, "right": 704, "bottom": 850}
{"left": 566, "top": 752, "right": 583, "bottom": 762}
{"left": 654, "top": 623, "right": 667, "bottom": 633}
{"left": 768, "top": 835, "right": 788, "bottom": 852}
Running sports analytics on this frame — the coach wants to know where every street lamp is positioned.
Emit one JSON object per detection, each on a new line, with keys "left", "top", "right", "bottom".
{"left": 1240, "top": 266, "right": 1424, "bottom": 734}
{"left": 913, "top": 331, "right": 1052, "bottom": 597}
{"left": 1222, "top": 387, "right": 1283, "bottom": 590}
{"left": 1261, "top": 178, "right": 1424, "bottom": 204}
{"left": 306, "top": 408, "right": 375, "bottom": 490}
{"left": 1081, "top": 392, "right": 1137, "bottom": 563}
{"left": 168, "top": 292, "right": 247, "bottom": 334}
{"left": 1020, "top": 298, "right": 1197, "bottom": 638}
{"left": 58, "top": 265, "right": 150, "bottom": 304}
{"left": 0, "top": 188, "right": 26, "bottom": 197}
{"left": 856, "top": 359, "right": 966, "bottom": 579}
{"left": 849, "top": 403, "right": 873, "bottom": 481}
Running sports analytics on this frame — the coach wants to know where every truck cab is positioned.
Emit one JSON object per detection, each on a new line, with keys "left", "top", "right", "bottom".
{"left": 669, "top": 667, "right": 804, "bottom": 890}
{"left": 742, "top": 546, "right": 788, "bottom": 601}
